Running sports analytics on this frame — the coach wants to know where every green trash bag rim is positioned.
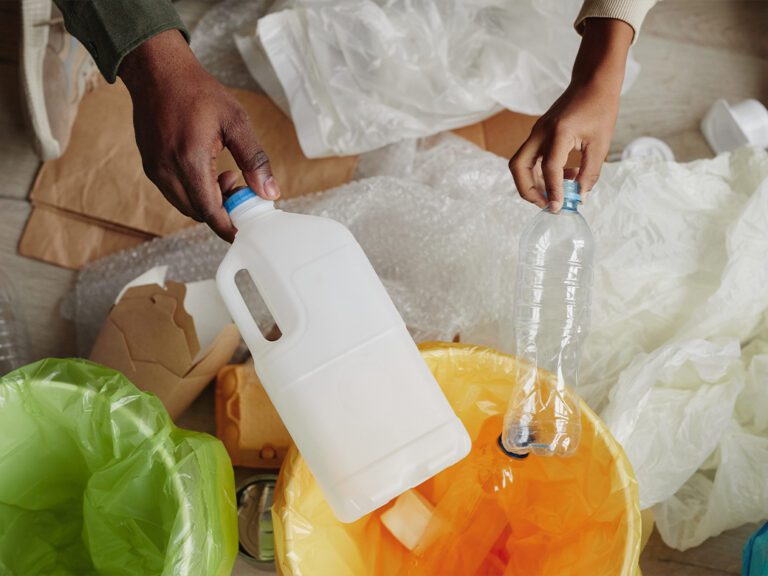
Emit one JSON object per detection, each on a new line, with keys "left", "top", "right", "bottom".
{"left": 0, "top": 358, "right": 238, "bottom": 576}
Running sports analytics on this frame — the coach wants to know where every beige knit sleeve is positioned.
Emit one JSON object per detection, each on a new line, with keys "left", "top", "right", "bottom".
{"left": 575, "top": 0, "right": 660, "bottom": 42}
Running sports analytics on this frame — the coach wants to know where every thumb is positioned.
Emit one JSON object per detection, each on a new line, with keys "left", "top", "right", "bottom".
{"left": 223, "top": 110, "right": 281, "bottom": 200}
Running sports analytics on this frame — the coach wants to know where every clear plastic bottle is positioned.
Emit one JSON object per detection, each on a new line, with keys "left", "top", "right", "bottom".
{"left": 0, "top": 271, "right": 31, "bottom": 376}
{"left": 502, "top": 180, "right": 594, "bottom": 457}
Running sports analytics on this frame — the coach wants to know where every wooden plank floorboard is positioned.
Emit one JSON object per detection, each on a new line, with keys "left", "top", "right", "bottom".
{"left": 641, "top": 522, "right": 760, "bottom": 576}
{"left": 613, "top": 34, "right": 768, "bottom": 161}
{"left": 0, "top": 198, "right": 77, "bottom": 360}
{"left": 0, "top": 63, "right": 40, "bottom": 200}
{"left": 643, "top": 0, "right": 768, "bottom": 60}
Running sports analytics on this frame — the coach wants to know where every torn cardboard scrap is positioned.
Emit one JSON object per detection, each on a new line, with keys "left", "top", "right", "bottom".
{"left": 19, "top": 204, "right": 150, "bottom": 268}
{"left": 20, "top": 80, "right": 359, "bottom": 268}
{"left": 90, "top": 267, "right": 240, "bottom": 420}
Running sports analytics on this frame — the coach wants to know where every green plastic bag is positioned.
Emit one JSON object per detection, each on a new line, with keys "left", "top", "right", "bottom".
{"left": 0, "top": 359, "right": 238, "bottom": 576}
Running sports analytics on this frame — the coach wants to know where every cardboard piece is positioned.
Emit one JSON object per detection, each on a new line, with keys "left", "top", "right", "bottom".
{"left": 215, "top": 360, "right": 292, "bottom": 469}
{"left": 453, "top": 110, "right": 582, "bottom": 166}
{"left": 19, "top": 80, "right": 359, "bottom": 268}
{"left": 18, "top": 204, "right": 151, "bottom": 268}
{"left": 90, "top": 268, "right": 241, "bottom": 420}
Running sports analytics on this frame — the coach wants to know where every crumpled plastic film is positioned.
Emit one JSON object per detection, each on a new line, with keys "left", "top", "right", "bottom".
{"left": 602, "top": 338, "right": 745, "bottom": 510}
{"left": 240, "top": 0, "right": 639, "bottom": 157}
{"left": 581, "top": 147, "right": 768, "bottom": 549}
{"left": 189, "top": 0, "right": 267, "bottom": 91}
{"left": 650, "top": 336, "right": 768, "bottom": 550}
{"left": 0, "top": 359, "right": 237, "bottom": 575}
{"left": 273, "top": 343, "right": 642, "bottom": 576}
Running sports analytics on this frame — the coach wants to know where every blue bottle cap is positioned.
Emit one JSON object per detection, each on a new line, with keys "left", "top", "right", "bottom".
{"left": 224, "top": 188, "right": 258, "bottom": 214}
{"left": 563, "top": 179, "right": 581, "bottom": 203}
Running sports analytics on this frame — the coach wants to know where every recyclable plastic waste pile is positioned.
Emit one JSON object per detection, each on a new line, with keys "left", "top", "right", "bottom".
{"left": 71, "top": 134, "right": 768, "bottom": 551}
{"left": 196, "top": 0, "right": 638, "bottom": 157}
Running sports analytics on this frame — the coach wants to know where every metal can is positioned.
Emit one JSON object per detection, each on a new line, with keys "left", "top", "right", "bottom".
{"left": 237, "top": 473, "right": 279, "bottom": 572}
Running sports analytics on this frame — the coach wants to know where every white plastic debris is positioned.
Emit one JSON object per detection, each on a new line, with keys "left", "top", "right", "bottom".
{"left": 621, "top": 136, "right": 675, "bottom": 161}
{"left": 601, "top": 338, "right": 745, "bottom": 511}
{"left": 701, "top": 99, "right": 768, "bottom": 155}
{"left": 381, "top": 490, "right": 436, "bottom": 551}
{"left": 72, "top": 135, "right": 768, "bottom": 550}
{"left": 237, "top": 0, "right": 640, "bottom": 157}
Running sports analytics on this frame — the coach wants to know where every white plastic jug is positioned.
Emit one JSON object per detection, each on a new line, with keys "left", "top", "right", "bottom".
{"left": 216, "top": 188, "right": 471, "bottom": 522}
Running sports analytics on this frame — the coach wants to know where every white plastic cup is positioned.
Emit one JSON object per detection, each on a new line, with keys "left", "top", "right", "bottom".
{"left": 621, "top": 137, "right": 675, "bottom": 161}
{"left": 701, "top": 98, "right": 768, "bottom": 155}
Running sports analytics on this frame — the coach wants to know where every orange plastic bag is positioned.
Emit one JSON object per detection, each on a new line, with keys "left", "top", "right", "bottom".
{"left": 273, "top": 343, "right": 643, "bottom": 575}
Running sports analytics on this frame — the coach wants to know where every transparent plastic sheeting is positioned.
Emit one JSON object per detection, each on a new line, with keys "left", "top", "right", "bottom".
{"left": 189, "top": 0, "right": 267, "bottom": 91}
{"left": 0, "top": 359, "right": 238, "bottom": 575}
{"left": 272, "top": 343, "right": 642, "bottom": 576}
{"left": 235, "top": 0, "right": 640, "bottom": 157}
{"left": 71, "top": 137, "right": 768, "bottom": 550}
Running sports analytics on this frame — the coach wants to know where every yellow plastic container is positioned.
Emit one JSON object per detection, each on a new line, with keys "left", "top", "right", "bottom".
{"left": 273, "top": 343, "right": 643, "bottom": 575}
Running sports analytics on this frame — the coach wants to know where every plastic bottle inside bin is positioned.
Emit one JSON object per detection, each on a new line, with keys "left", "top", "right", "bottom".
{"left": 502, "top": 180, "right": 594, "bottom": 457}
{"left": 0, "top": 270, "right": 31, "bottom": 376}
{"left": 216, "top": 188, "right": 471, "bottom": 523}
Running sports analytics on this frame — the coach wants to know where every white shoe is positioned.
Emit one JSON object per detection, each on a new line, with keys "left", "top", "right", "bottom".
{"left": 20, "top": 0, "right": 99, "bottom": 160}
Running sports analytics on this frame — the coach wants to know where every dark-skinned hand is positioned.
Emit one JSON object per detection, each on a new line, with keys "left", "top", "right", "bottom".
{"left": 119, "top": 30, "right": 280, "bottom": 242}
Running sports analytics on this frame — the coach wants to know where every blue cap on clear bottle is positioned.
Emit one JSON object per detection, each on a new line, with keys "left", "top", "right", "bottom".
{"left": 559, "top": 179, "right": 581, "bottom": 212}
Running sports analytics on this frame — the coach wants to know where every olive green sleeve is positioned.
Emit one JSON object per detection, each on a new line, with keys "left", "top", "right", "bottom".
{"left": 53, "top": 0, "right": 189, "bottom": 83}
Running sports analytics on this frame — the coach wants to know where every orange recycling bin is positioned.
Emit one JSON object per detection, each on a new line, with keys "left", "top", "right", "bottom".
{"left": 273, "top": 343, "right": 645, "bottom": 576}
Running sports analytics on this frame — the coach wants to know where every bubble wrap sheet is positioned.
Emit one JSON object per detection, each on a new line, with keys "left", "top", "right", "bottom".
{"left": 72, "top": 137, "right": 768, "bottom": 551}
{"left": 189, "top": 0, "right": 268, "bottom": 91}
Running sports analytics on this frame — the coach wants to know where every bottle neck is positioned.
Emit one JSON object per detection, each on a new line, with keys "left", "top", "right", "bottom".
{"left": 560, "top": 179, "right": 581, "bottom": 212}
{"left": 562, "top": 198, "right": 579, "bottom": 212}
{"left": 230, "top": 198, "right": 275, "bottom": 228}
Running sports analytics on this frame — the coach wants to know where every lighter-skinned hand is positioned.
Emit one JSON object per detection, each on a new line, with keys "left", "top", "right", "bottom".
{"left": 510, "top": 18, "right": 634, "bottom": 212}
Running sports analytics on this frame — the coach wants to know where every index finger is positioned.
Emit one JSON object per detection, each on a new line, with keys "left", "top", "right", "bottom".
{"left": 509, "top": 134, "right": 547, "bottom": 208}
{"left": 178, "top": 153, "right": 237, "bottom": 242}
{"left": 541, "top": 133, "right": 576, "bottom": 213}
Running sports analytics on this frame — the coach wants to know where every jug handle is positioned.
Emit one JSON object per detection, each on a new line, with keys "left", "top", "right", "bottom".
{"left": 216, "top": 252, "right": 272, "bottom": 357}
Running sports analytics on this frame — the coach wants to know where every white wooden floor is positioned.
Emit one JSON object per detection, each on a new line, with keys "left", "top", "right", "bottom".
{"left": 1, "top": 0, "right": 767, "bottom": 574}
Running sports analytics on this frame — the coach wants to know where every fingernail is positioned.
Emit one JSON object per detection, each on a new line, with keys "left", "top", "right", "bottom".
{"left": 549, "top": 201, "right": 562, "bottom": 213}
{"left": 264, "top": 176, "right": 281, "bottom": 199}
